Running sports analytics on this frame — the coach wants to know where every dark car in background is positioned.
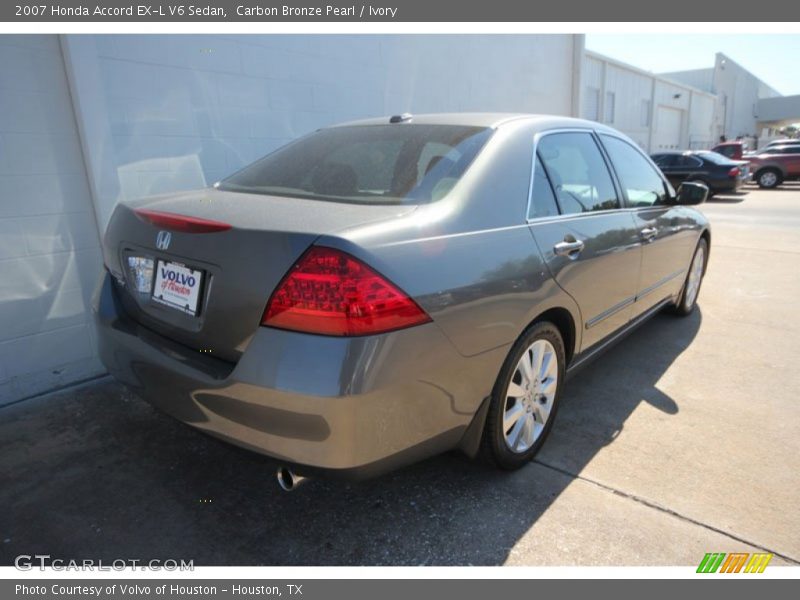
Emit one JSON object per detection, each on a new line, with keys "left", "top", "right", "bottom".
{"left": 94, "top": 114, "right": 711, "bottom": 488}
{"left": 746, "top": 144, "right": 800, "bottom": 188}
{"left": 651, "top": 150, "right": 746, "bottom": 196}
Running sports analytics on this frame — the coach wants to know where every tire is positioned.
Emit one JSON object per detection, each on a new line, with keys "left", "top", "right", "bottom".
{"left": 480, "top": 321, "right": 566, "bottom": 470}
{"left": 756, "top": 168, "right": 782, "bottom": 189}
{"left": 672, "top": 237, "right": 708, "bottom": 317}
{"left": 687, "top": 179, "right": 714, "bottom": 198}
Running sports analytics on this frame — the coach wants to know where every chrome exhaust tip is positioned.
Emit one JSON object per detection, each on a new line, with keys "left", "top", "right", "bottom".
{"left": 276, "top": 467, "right": 307, "bottom": 492}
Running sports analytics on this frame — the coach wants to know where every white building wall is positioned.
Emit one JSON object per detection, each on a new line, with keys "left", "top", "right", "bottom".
{"left": 581, "top": 55, "right": 604, "bottom": 122}
{"left": 604, "top": 63, "right": 654, "bottom": 149}
{"left": 0, "top": 36, "right": 104, "bottom": 404}
{"left": 64, "top": 34, "right": 581, "bottom": 230}
{"left": 687, "top": 93, "right": 717, "bottom": 149}
{"left": 581, "top": 51, "right": 717, "bottom": 153}
{"left": 660, "top": 68, "right": 714, "bottom": 94}
{"left": 755, "top": 94, "right": 800, "bottom": 124}
{"left": 665, "top": 53, "right": 782, "bottom": 143}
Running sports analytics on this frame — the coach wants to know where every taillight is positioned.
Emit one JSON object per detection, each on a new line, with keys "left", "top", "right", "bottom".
{"left": 262, "top": 246, "right": 431, "bottom": 336}
{"left": 728, "top": 167, "right": 740, "bottom": 177}
{"left": 133, "top": 208, "right": 231, "bottom": 233}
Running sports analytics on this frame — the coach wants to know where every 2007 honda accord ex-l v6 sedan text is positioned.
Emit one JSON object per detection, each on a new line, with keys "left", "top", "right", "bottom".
{"left": 94, "top": 114, "right": 710, "bottom": 490}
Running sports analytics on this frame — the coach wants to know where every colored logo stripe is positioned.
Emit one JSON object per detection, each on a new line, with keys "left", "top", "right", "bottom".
{"left": 744, "top": 553, "right": 773, "bottom": 573}
{"left": 720, "top": 553, "right": 749, "bottom": 573}
{"left": 697, "top": 552, "right": 773, "bottom": 573}
{"left": 697, "top": 553, "right": 726, "bottom": 573}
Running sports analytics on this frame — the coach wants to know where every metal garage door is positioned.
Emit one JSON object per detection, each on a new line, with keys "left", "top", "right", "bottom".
{"left": 653, "top": 106, "right": 683, "bottom": 151}
{"left": 583, "top": 87, "right": 600, "bottom": 122}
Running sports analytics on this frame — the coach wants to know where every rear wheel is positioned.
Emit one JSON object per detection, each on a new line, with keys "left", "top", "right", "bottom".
{"left": 756, "top": 168, "right": 781, "bottom": 189}
{"left": 481, "top": 322, "right": 565, "bottom": 470}
{"left": 672, "top": 238, "right": 707, "bottom": 316}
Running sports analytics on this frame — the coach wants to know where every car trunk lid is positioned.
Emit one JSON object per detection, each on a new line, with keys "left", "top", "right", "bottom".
{"left": 103, "top": 188, "right": 416, "bottom": 362}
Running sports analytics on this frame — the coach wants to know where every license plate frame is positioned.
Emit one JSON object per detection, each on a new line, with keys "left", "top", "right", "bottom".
{"left": 152, "top": 260, "right": 204, "bottom": 316}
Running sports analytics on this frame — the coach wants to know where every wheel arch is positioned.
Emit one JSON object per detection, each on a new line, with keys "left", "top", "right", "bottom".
{"left": 532, "top": 306, "right": 577, "bottom": 367}
{"left": 755, "top": 164, "right": 786, "bottom": 179}
{"left": 457, "top": 304, "right": 578, "bottom": 459}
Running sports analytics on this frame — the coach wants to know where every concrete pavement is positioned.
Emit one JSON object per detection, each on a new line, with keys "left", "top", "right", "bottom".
{"left": 1, "top": 184, "right": 799, "bottom": 566}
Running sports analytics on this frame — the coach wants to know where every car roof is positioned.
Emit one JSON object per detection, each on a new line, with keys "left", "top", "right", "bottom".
{"left": 757, "top": 144, "right": 800, "bottom": 151}
{"left": 329, "top": 112, "right": 617, "bottom": 133}
{"left": 651, "top": 150, "right": 699, "bottom": 155}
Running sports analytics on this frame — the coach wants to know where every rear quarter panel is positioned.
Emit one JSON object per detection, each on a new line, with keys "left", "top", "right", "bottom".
{"left": 318, "top": 119, "right": 582, "bottom": 359}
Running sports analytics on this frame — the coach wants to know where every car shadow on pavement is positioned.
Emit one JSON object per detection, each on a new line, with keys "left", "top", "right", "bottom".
{"left": 0, "top": 310, "right": 701, "bottom": 566}
{"left": 741, "top": 182, "right": 800, "bottom": 193}
{"left": 708, "top": 193, "right": 748, "bottom": 204}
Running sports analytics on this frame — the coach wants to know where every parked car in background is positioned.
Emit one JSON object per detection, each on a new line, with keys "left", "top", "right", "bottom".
{"left": 651, "top": 150, "right": 747, "bottom": 196}
{"left": 759, "top": 138, "right": 798, "bottom": 151}
{"left": 746, "top": 144, "right": 800, "bottom": 188}
{"left": 711, "top": 140, "right": 748, "bottom": 160}
{"left": 94, "top": 114, "right": 711, "bottom": 488}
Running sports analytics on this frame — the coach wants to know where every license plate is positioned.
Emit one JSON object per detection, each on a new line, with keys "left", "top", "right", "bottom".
{"left": 152, "top": 260, "right": 203, "bottom": 315}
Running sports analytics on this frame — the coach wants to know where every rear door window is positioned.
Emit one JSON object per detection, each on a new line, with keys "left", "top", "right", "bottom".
{"left": 675, "top": 155, "right": 703, "bottom": 168}
{"left": 537, "top": 132, "right": 620, "bottom": 215}
{"left": 697, "top": 151, "right": 736, "bottom": 165}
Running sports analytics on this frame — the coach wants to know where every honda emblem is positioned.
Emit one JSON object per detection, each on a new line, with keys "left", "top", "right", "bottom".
{"left": 156, "top": 230, "right": 172, "bottom": 250}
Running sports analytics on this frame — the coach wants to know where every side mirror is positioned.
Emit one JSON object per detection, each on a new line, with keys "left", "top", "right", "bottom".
{"left": 675, "top": 181, "right": 708, "bottom": 205}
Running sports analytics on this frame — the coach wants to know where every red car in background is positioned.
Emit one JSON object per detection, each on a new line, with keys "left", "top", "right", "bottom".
{"left": 747, "top": 144, "right": 800, "bottom": 189}
{"left": 712, "top": 141, "right": 748, "bottom": 161}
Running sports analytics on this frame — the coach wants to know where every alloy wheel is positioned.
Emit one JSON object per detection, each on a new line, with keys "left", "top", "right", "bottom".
{"left": 503, "top": 339, "right": 558, "bottom": 453}
{"left": 760, "top": 171, "right": 778, "bottom": 188}
{"left": 684, "top": 245, "right": 705, "bottom": 309}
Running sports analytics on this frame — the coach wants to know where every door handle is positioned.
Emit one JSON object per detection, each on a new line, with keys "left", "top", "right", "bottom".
{"left": 554, "top": 239, "right": 585, "bottom": 257}
{"left": 640, "top": 227, "right": 658, "bottom": 242}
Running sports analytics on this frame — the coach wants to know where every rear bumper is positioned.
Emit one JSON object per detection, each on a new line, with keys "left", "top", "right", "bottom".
{"left": 93, "top": 272, "right": 502, "bottom": 479}
{"left": 712, "top": 178, "right": 742, "bottom": 193}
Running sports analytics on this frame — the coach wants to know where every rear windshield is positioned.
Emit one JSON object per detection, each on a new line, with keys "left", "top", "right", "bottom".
{"left": 218, "top": 124, "right": 493, "bottom": 204}
{"left": 696, "top": 151, "right": 736, "bottom": 165}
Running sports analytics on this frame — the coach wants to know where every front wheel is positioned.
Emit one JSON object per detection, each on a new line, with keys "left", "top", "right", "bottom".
{"left": 672, "top": 238, "right": 708, "bottom": 316}
{"left": 481, "top": 322, "right": 565, "bottom": 470}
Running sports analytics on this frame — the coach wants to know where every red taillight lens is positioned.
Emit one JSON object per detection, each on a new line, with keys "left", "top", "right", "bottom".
{"left": 728, "top": 167, "right": 740, "bottom": 177}
{"left": 133, "top": 208, "right": 231, "bottom": 233}
{"left": 262, "top": 246, "right": 431, "bottom": 336}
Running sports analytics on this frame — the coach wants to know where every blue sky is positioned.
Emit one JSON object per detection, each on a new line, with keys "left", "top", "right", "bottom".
{"left": 585, "top": 35, "right": 800, "bottom": 95}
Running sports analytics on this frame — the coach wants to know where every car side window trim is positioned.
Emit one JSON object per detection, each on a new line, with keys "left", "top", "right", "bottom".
{"left": 530, "top": 153, "right": 563, "bottom": 218}
{"left": 591, "top": 130, "right": 628, "bottom": 208}
{"left": 525, "top": 128, "right": 624, "bottom": 222}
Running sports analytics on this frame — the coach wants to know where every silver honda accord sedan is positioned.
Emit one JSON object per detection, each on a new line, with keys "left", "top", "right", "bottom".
{"left": 94, "top": 113, "right": 710, "bottom": 489}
